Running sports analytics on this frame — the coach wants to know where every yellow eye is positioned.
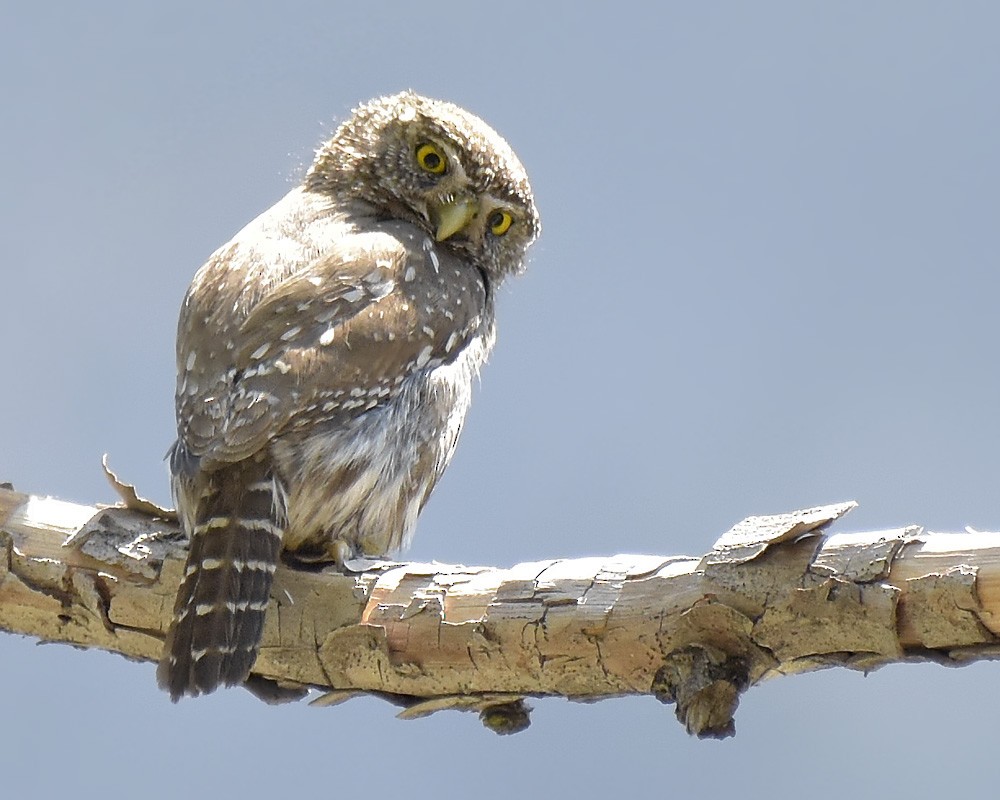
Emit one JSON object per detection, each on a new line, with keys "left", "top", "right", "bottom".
{"left": 415, "top": 142, "right": 447, "bottom": 174}
{"left": 487, "top": 209, "right": 513, "bottom": 236}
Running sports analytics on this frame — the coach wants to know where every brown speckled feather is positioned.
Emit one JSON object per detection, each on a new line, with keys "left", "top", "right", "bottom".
{"left": 160, "top": 91, "right": 539, "bottom": 699}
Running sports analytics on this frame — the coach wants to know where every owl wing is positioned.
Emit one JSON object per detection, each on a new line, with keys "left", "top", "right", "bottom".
{"left": 176, "top": 232, "right": 487, "bottom": 469}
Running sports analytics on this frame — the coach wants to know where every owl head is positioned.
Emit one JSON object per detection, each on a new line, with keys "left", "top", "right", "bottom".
{"left": 306, "top": 91, "right": 540, "bottom": 283}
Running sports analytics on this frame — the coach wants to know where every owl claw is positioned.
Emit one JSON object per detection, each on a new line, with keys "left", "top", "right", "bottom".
{"left": 327, "top": 539, "right": 354, "bottom": 569}
{"left": 280, "top": 537, "right": 354, "bottom": 570}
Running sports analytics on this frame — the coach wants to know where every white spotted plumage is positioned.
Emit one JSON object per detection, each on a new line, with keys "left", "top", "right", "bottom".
{"left": 159, "top": 91, "right": 539, "bottom": 700}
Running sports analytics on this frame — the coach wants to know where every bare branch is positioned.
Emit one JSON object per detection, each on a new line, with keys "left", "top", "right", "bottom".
{"left": 2, "top": 485, "right": 999, "bottom": 737}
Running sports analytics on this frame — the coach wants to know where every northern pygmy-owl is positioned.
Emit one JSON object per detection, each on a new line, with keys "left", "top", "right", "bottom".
{"left": 158, "top": 92, "right": 539, "bottom": 700}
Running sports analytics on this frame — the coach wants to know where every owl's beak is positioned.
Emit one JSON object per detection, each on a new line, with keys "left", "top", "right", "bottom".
{"left": 431, "top": 197, "right": 478, "bottom": 242}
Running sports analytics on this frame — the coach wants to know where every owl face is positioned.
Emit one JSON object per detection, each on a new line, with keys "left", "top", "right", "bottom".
{"left": 307, "top": 92, "right": 540, "bottom": 282}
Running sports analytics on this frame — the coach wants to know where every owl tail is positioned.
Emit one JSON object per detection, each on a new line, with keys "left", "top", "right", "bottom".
{"left": 157, "top": 458, "right": 286, "bottom": 701}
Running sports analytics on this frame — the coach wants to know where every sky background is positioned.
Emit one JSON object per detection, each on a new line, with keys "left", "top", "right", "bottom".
{"left": 3, "top": 2, "right": 999, "bottom": 797}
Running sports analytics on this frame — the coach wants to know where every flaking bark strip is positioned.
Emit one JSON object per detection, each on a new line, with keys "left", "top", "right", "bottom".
{"left": 705, "top": 502, "right": 858, "bottom": 565}
{"left": 811, "top": 527, "right": 920, "bottom": 582}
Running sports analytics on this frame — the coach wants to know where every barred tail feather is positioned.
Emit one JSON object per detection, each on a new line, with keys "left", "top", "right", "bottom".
{"left": 157, "top": 460, "right": 285, "bottom": 701}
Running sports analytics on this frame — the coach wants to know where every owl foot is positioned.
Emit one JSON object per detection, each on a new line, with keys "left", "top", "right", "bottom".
{"left": 283, "top": 538, "right": 355, "bottom": 570}
{"left": 327, "top": 539, "right": 354, "bottom": 569}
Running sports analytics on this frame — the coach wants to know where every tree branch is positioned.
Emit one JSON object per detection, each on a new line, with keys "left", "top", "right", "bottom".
{"left": 2, "top": 484, "right": 999, "bottom": 737}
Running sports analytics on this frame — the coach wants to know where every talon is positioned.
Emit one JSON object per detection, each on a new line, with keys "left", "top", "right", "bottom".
{"left": 328, "top": 539, "right": 353, "bottom": 568}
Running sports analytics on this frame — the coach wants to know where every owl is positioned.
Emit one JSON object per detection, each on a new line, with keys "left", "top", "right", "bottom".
{"left": 158, "top": 92, "right": 540, "bottom": 700}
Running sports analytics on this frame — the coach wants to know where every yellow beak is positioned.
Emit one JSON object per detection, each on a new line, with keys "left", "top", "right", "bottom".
{"left": 431, "top": 197, "right": 478, "bottom": 242}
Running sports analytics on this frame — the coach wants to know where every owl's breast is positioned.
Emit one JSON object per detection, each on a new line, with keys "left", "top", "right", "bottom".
{"left": 274, "top": 324, "right": 493, "bottom": 558}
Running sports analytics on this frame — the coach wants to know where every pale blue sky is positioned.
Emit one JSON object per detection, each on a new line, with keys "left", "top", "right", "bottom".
{"left": 3, "top": 3, "right": 999, "bottom": 797}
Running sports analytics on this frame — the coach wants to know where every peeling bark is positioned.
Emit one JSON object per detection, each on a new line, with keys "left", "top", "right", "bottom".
{"left": 3, "top": 486, "right": 1000, "bottom": 737}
